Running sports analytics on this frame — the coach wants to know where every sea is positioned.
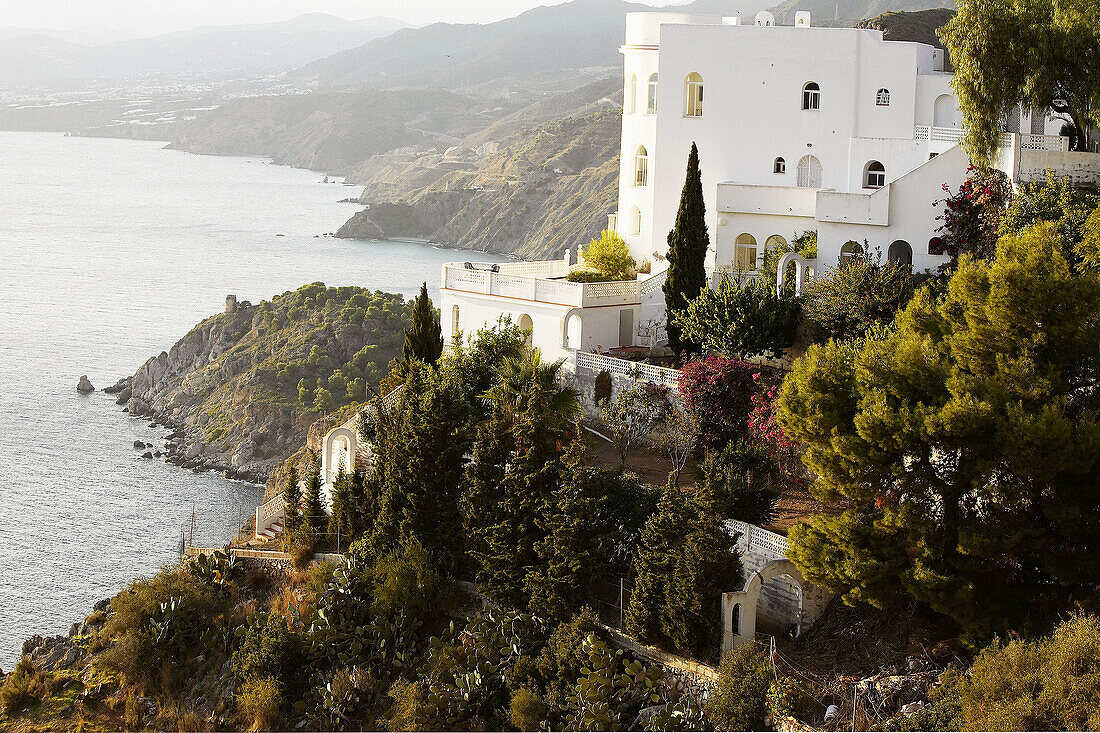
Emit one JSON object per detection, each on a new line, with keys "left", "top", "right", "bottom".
{"left": 0, "top": 131, "right": 505, "bottom": 669}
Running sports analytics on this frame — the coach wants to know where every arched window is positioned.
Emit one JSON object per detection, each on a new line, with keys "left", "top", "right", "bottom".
{"left": 765, "top": 234, "right": 788, "bottom": 252}
{"left": 929, "top": 236, "right": 945, "bottom": 255}
{"left": 628, "top": 206, "right": 642, "bottom": 235}
{"left": 802, "top": 82, "right": 820, "bottom": 110}
{"left": 796, "top": 155, "right": 822, "bottom": 188}
{"left": 735, "top": 233, "right": 758, "bottom": 272}
{"left": 773, "top": 157, "right": 786, "bottom": 174}
{"left": 633, "top": 145, "right": 648, "bottom": 187}
{"left": 626, "top": 73, "right": 637, "bottom": 114}
{"left": 451, "top": 304, "right": 460, "bottom": 338}
{"left": 684, "top": 72, "right": 703, "bottom": 117}
{"left": 876, "top": 88, "right": 890, "bottom": 106}
{"left": 646, "top": 73, "right": 659, "bottom": 114}
{"left": 731, "top": 603, "right": 742, "bottom": 636}
{"left": 864, "top": 160, "right": 886, "bottom": 189}
{"left": 840, "top": 240, "right": 863, "bottom": 264}
{"left": 888, "top": 240, "right": 913, "bottom": 266}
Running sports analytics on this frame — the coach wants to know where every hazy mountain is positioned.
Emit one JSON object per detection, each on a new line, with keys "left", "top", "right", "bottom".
{"left": 767, "top": 0, "right": 953, "bottom": 24}
{"left": 0, "top": 23, "right": 132, "bottom": 46}
{"left": 291, "top": 0, "right": 652, "bottom": 89}
{"left": 0, "top": 14, "right": 409, "bottom": 89}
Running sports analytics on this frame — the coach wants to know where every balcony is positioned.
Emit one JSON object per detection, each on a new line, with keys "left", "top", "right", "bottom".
{"left": 914, "top": 126, "right": 1069, "bottom": 152}
{"left": 442, "top": 260, "right": 644, "bottom": 308}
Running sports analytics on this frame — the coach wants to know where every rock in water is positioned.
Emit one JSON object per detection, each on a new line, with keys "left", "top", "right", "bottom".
{"left": 76, "top": 375, "right": 95, "bottom": 393}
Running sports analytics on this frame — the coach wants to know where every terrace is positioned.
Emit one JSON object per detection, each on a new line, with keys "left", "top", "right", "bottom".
{"left": 441, "top": 259, "right": 647, "bottom": 308}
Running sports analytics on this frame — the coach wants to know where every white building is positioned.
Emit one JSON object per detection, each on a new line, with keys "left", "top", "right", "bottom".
{"left": 440, "top": 9, "right": 1100, "bottom": 365}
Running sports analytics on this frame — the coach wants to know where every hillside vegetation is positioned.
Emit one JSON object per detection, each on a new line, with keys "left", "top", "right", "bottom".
{"left": 118, "top": 282, "right": 409, "bottom": 483}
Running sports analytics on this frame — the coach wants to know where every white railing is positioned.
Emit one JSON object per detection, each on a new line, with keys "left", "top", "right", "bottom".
{"left": 639, "top": 269, "right": 668, "bottom": 296}
{"left": 254, "top": 493, "right": 286, "bottom": 539}
{"left": 914, "top": 125, "right": 964, "bottom": 143}
{"left": 1017, "top": 133, "right": 1070, "bottom": 151}
{"left": 729, "top": 520, "right": 789, "bottom": 558}
{"left": 916, "top": 127, "right": 1069, "bottom": 152}
{"left": 573, "top": 351, "right": 681, "bottom": 390}
{"left": 497, "top": 260, "right": 570, "bottom": 278}
{"left": 443, "top": 262, "right": 642, "bottom": 308}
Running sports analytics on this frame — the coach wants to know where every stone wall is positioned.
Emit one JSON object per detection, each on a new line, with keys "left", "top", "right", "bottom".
{"left": 603, "top": 625, "right": 717, "bottom": 702}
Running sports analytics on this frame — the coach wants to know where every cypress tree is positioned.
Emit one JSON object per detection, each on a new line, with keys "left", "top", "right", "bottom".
{"left": 301, "top": 450, "right": 326, "bottom": 541}
{"left": 328, "top": 466, "right": 354, "bottom": 547}
{"left": 281, "top": 459, "right": 302, "bottom": 540}
{"left": 662, "top": 142, "right": 710, "bottom": 356}
{"left": 402, "top": 282, "right": 443, "bottom": 368}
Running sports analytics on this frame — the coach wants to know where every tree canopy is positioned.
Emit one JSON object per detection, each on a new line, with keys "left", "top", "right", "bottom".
{"left": 672, "top": 273, "right": 801, "bottom": 358}
{"left": 402, "top": 282, "right": 443, "bottom": 369}
{"left": 778, "top": 222, "right": 1100, "bottom": 635}
{"left": 941, "top": 0, "right": 1100, "bottom": 163}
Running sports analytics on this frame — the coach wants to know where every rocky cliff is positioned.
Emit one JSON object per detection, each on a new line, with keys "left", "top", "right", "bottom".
{"left": 336, "top": 108, "right": 622, "bottom": 259}
{"left": 110, "top": 283, "right": 408, "bottom": 484}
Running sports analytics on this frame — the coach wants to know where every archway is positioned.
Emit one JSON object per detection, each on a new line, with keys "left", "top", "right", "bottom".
{"left": 721, "top": 558, "right": 807, "bottom": 653}
{"left": 565, "top": 313, "right": 582, "bottom": 350}
{"left": 840, "top": 240, "right": 863, "bottom": 264}
{"left": 888, "top": 240, "right": 913, "bottom": 266}
{"left": 518, "top": 313, "right": 534, "bottom": 347}
{"left": 322, "top": 426, "right": 358, "bottom": 487}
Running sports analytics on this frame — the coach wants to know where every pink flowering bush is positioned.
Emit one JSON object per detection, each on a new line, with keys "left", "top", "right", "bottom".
{"left": 747, "top": 373, "right": 805, "bottom": 489}
{"left": 679, "top": 355, "right": 758, "bottom": 452}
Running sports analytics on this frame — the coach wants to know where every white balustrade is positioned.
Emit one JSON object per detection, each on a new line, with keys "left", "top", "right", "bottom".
{"left": 729, "top": 520, "right": 789, "bottom": 558}
{"left": 443, "top": 261, "right": 644, "bottom": 308}
{"left": 574, "top": 351, "right": 680, "bottom": 390}
{"left": 490, "top": 272, "right": 537, "bottom": 300}
{"left": 639, "top": 269, "right": 668, "bottom": 296}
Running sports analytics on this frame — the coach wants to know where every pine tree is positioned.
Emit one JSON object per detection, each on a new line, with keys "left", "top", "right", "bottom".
{"left": 402, "top": 282, "right": 443, "bottom": 368}
{"left": 301, "top": 450, "right": 326, "bottom": 541}
{"left": 281, "top": 459, "right": 302, "bottom": 540}
{"left": 626, "top": 482, "right": 691, "bottom": 645}
{"left": 662, "top": 142, "right": 710, "bottom": 356}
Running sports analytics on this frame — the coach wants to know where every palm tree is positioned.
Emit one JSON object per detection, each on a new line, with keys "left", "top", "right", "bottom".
{"left": 482, "top": 350, "right": 582, "bottom": 433}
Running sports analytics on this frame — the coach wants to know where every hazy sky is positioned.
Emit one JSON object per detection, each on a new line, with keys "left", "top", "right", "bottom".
{"left": 1, "top": 0, "right": 687, "bottom": 36}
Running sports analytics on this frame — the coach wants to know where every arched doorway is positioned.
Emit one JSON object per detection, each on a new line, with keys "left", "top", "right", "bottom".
{"left": 840, "top": 240, "right": 863, "bottom": 264}
{"left": 797, "top": 155, "right": 822, "bottom": 188}
{"left": 735, "top": 233, "right": 759, "bottom": 272}
{"left": 518, "top": 313, "right": 534, "bottom": 347}
{"left": 888, "top": 240, "right": 913, "bottom": 266}
{"left": 722, "top": 558, "right": 808, "bottom": 653}
{"left": 566, "top": 313, "right": 582, "bottom": 350}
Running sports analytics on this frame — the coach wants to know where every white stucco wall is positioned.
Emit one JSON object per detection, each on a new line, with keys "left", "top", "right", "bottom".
{"left": 616, "top": 14, "right": 959, "bottom": 264}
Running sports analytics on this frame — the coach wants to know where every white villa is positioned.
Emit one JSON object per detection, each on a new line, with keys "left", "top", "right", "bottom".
{"left": 441, "top": 9, "right": 1100, "bottom": 367}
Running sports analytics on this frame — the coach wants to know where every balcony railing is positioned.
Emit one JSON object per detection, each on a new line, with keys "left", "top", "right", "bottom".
{"left": 914, "top": 126, "right": 1069, "bottom": 152}
{"left": 443, "top": 261, "right": 644, "bottom": 308}
{"left": 573, "top": 351, "right": 681, "bottom": 390}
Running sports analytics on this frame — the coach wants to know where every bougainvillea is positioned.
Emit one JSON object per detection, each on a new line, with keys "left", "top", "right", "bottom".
{"left": 747, "top": 372, "right": 805, "bottom": 489}
{"left": 934, "top": 165, "right": 1012, "bottom": 263}
{"left": 678, "top": 355, "right": 758, "bottom": 452}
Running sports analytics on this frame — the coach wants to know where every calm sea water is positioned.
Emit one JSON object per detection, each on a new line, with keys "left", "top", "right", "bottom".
{"left": 0, "top": 131, "right": 504, "bottom": 669}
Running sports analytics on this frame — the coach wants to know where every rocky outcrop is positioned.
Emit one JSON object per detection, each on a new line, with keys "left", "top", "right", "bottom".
{"left": 115, "top": 284, "right": 406, "bottom": 485}
{"left": 21, "top": 598, "right": 110, "bottom": 672}
{"left": 76, "top": 375, "right": 95, "bottom": 393}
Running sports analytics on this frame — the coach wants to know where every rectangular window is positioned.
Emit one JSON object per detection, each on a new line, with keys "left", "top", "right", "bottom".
{"left": 634, "top": 155, "right": 648, "bottom": 187}
{"left": 685, "top": 82, "right": 703, "bottom": 117}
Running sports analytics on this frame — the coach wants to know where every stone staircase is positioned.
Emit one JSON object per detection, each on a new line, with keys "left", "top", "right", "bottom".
{"left": 255, "top": 518, "right": 283, "bottom": 543}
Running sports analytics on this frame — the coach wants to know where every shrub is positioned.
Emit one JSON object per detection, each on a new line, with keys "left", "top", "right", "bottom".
{"left": 237, "top": 676, "right": 282, "bottom": 732}
{"left": 123, "top": 692, "right": 142, "bottom": 731}
{"left": 233, "top": 613, "right": 300, "bottom": 685}
{"left": 706, "top": 645, "right": 773, "bottom": 731}
{"left": 290, "top": 544, "right": 313, "bottom": 571}
{"left": 368, "top": 538, "right": 456, "bottom": 623}
{"left": 942, "top": 613, "right": 1100, "bottom": 730}
{"left": 581, "top": 229, "right": 636, "bottom": 280}
{"left": 0, "top": 657, "right": 52, "bottom": 714}
{"left": 384, "top": 680, "right": 426, "bottom": 732}
{"left": 935, "top": 166, "right": 1012, "bottom": 262}
{"left": 566, "top": 270, "right": 611, "bottom": 283}
{"left": 672, "top": 273, "right": 801, "bottom": 358}
{"left": 97, "top": 633, "right": 155, "bottom": 688}
{"left": 801, "top": 251, "right": 915, "bottom": 343}
{"left": 509, "top": 688, "right": 547, "bottom": 731}
{"left": 593, "top": 370, "right": 612, "bottom": 405}
{"left": 678, "top": 355, "right": 759, "bottom": 452}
